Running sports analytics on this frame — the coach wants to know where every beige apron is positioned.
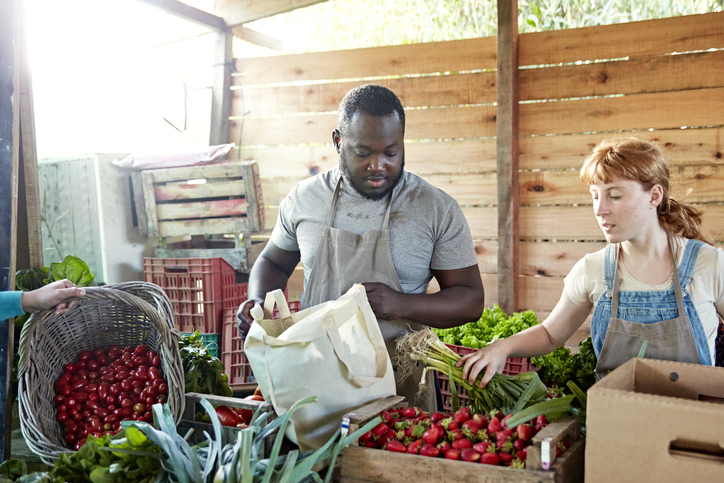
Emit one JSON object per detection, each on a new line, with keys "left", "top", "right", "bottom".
{"left": 302, "top": 178, "right": 437, "bottom": 411}
{"left": 595, "top": 235, "right": 702, "bottom": 378}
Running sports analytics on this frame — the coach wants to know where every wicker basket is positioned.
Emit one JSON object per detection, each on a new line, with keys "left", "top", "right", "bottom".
{"left": 17, "top": 282, "right": 185, "bottom": 464}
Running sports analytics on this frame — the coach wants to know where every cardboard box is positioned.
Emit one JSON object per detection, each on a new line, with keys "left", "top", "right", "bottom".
{"left": 586, "top": 358, "right": 724, "bottom": 482}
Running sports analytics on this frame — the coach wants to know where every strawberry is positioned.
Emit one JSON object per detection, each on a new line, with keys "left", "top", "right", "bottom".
{"left": 437, "top": 441, "right": 451, "bottom": 453}
{"left": 487, "top": 417, "right": 502, "bottom": 434}
{"left": 495, "top": 429, "right": 514, "bottom": 443}
{"left": 472, "top": 413, "right": 489, "bottom": 427}
{"left": 407, "top": 423, "right": 425, "bottom": 439}
{"left": 461, "top": 448, "right": 481, "bottom": 463}
{"left": 359, "top": 431, "right": 372, "bottom": 442}
{"left": 473, "top": 441, "right": 493, "bottom": 454}
{"left": 419, "top": 443, "right": 440, "bottom": 457}
{"left": 390, "top": 418, "right": 401, "bottom": 429}
{"left": 493, "top": 410, "right": 505, "bottom": 421}
{"left": 422, "top": 426, "right": 441, "bottom": 445}
{"left": 395, "top": 430, "right": 406, "bottom": 441}
{"left": 534, "top": 415, "right": 549, "bottom": 433}
{"left": 452, "top": 438, "right": 472, "bottom": 450}
{"left": 453, "top": 408, "right": 471, "bottom": 426}
{"left": 444, "top": 448, "right": 461, "bottom": 460}
{"left": 439, "top": 417, "right": 454, "bottom": 430}
{"left": 371, "top": 423, "right": 389, "bottom": 438}
{"left": 516, "top": 424, "right": 533, "bottom": 442}
{"left": 401, "top": 407, "right": 417, "bottom": 419}
{"left": 406, "top": 439, "right": 423, "bottom": 454}
{"left": 498, "top": 451, "right": 513, "bottom": 465}
{"left": 461, "top": 420, "right": 482, "bottom": 441}
{"left": 511, "top": 457, "right": 526, "bottom": 469}
{"left": 380, "top": 410, "right": 392, "bottom": 423}
{"left": 430, "top": 411, "right": 444, "bottom": 423}
{"left": 496, "top": 438, "right": 513, "bottom": 453}
{"left": 516, "top": 448, "right": 528, "bottom": 461}
{"left": 480, "top": 452, "right": 501, "bottom": 465}
{"left": 446, "top": 427, "right": 464, "bottom": 442}
{"left": 385, "top": 439, "right": 407, "bottom": 453}
{"left": 460, "top": 406, "right": 472, "bottom": 415}
{"left": 512, "top": 438, "right": 526, "bottom": 451}
{"left": 556, "top": 441, "right": 568, "bottom": 457}
{"left": 363, "top": 440, "right": 378, "bottom": 448}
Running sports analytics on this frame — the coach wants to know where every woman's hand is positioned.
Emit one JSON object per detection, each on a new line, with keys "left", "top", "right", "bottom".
{"left": 21, "top": 279, "right": 86, "bottom": 315}
{"left": 456, "top": 340, "right": 510, "bottom": 388}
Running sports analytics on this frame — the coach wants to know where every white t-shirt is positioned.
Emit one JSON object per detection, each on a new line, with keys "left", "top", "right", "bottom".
{"left": 564, "top": 236, "right": 724, "bottom": 361}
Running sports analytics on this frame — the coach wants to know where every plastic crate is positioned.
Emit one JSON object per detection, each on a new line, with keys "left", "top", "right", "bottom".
{"left": 437, "top": 343, "right": 537, "bottom": 412}
{"left": 181, "top": 332, "right": 221, "bottom": 358}
{"left": 221, "top": 299, "right": 302, "bottom": 390}
{"left": 143, "top": 257, "right": 247, "bottom": 333}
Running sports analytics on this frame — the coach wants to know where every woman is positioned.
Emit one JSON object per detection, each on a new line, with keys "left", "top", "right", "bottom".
{"left": 0, "top": 279, "right": 85, "bottom": 320}
{"left": 459, "top": 137, "right": 724, "bottom": 386}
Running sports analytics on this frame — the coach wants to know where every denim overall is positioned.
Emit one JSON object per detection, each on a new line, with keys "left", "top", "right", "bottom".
{"left": 303, "top": 178, "right": 437, "bottom": 411}
{"left": 591, "top": 235, "right": 711, "bottom": 379}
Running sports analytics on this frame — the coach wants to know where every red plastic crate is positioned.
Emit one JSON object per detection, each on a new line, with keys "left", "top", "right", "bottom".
{"left": 437, "top": 343, "right": 537, "bottom": 412}
{"left": 143, "top": 257, "right": 247, "bottom": 333}
{"left": 221, "top": 299, "right": 302, "bottom": 390}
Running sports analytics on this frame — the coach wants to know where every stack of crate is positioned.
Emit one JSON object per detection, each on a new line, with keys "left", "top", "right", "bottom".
{"left": 221, "top": 297, "right": 301, "bottom": 391}
{"left": 143, "top": 257, "right": 248, "bottom": 358}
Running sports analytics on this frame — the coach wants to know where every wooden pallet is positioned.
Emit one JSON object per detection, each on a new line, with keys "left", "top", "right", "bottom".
{"left": 334, "top": 396, "right": 585, "bottom": 483}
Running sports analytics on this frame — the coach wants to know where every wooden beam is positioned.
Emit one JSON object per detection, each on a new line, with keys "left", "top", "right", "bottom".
{"left": 215, "top": 0, "right": 329, "bottom": 26}
{"left": 134, "top": 0, "right": 226, "bottom": 31}
{"left": 231, "top": 24, "right": 283, "bottom": 51}
{"left": 0, "top": 0, "right": 19, "bottom": 463}
{"left": 496, "top": 0, "right": 519, "bottom": 314}
{"left": 18, "top": 0, "right": 42, "bottom": 270}
{"left": 210, "top": 30, "right": 233, "bottom": 146}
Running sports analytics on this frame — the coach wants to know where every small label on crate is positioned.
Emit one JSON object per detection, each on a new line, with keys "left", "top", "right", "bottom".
{"left": 341, "top": 416, "right": 350, "bottom": 437}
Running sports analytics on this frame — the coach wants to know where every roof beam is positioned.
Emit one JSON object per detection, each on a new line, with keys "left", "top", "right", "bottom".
{"left": 231, "top": 25, "right": 283, "bottom": 51}
{"left": 134, "top": 0, "right": 226, "bottom": 31}
{"left": 215, "top": 0, "right": 329, "bottom": 26}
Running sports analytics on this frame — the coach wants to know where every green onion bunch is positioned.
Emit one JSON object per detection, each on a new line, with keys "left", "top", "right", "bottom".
{"left": 396, "top": 328, "right": 549, "bottom": 415}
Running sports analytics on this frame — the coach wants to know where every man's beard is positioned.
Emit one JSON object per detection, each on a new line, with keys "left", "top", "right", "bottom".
{"left": 339, "top": 150, "right": 405, "bottom": 201}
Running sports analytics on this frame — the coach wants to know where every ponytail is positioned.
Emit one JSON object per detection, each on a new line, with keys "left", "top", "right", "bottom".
{"left": 659, "top": 196, "right": 713, "bottom": 245}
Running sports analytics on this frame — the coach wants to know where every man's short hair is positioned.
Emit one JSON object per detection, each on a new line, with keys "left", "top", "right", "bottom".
{"left": 337, "top": 85, "right": 405, "bottom": 137}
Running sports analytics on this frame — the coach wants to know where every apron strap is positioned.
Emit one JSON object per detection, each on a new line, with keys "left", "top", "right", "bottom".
{"left": 612, "top": 235, "right": 686, "bottom": 319}
{"left": 667, "top": 234, "right": 687, "bottom": 318}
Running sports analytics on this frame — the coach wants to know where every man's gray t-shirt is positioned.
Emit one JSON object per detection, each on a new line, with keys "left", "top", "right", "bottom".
{"left": 270, "top": 168, "right": 478, "bottom": 296}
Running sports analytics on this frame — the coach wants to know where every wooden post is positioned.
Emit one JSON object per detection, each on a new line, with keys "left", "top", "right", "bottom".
{"left": 496, "top": 0, "right": 520, "bottom": 314}
{"left": 210, "top": 30, "right": 233, "bottom": 146}
{"left": 0, "top": 0, "right": 19, "bottom": 462}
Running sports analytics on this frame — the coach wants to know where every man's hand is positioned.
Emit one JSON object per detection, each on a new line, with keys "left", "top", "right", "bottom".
{"left": 362, "top": 282, "right": 403, "bottom": 320}
{"left": 237, "top": 297, "right": 263, "bottom": 339}
{"left": 21, "top": 279, "right": 86, "bottom": 315}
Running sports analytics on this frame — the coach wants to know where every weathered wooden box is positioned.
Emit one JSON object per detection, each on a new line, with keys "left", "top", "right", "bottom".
{"left": 132, "top": 161, "right": 264, "bottom": 238}
{"left": 334, "top": 396, "right": 585, "bottom": 483}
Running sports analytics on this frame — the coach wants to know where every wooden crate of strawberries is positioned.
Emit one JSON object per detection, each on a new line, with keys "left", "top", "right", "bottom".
{"left": 333, "top": 396, "right": 584, "bottom": 483}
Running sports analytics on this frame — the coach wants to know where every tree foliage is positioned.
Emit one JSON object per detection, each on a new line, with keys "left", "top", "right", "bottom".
{"left": 234, "top": 0, "right": 723, "bottom": 58}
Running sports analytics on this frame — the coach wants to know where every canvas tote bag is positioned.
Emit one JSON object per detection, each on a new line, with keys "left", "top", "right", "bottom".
{"left": 244, "top": 284, "right": 396, "bottom": 451}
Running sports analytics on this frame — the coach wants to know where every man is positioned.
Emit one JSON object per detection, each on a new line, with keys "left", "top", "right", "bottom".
{"left": 237, "top": 84, "right": 484, "bottom": 410}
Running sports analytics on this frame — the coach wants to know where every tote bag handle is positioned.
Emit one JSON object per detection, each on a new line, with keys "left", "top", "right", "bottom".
{"left": 260, "top": 286, "right": 389, "bottom": 389}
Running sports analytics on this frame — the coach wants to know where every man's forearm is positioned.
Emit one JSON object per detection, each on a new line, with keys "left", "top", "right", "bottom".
{"left": 396, "top": 285, "right": 484, "bottom": 328}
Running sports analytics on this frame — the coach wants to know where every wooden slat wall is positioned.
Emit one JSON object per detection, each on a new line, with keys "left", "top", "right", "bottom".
{"left": 231, "top": 12, "right": 724, "bottom": 328}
